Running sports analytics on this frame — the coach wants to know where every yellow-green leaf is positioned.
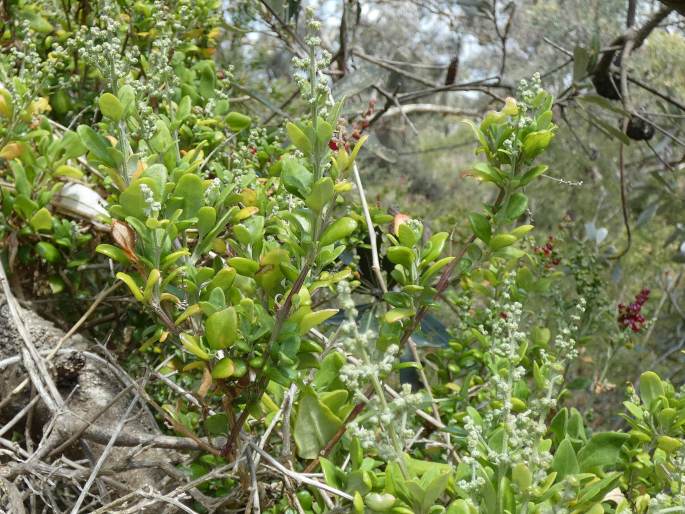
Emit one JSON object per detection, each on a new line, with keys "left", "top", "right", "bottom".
{"left": 293, "top": 387, "right": 342, "bottom": 459}
{"left": 99, "top": 92, "right": 124, "bottom": 121}
{"left": 384, "top": 308, "right": 414, "bottom": 323}
{"left": 286, "top": 122, "right": 312, "bottom": 154}
{"left": 299, "top": 309, "right": 338, "bottom": 335}
{"left": 489, "top": 234, "right": 517, "bottom": 251}
{"left": 29, "top": 207, "right": 53, "bottom": 232}
{"left": 143, "top": 268, "right": 160, "bottom": 302}
{"left": 180, "top": 333, "right": 210, "bottom": 360}
{"left": 205, "top": 306, "right": 237, "bottom": 349}
{"left": 175, "top": 303, "right": 201, "bottom": 325}
{"left": 116, "top": 272, "right": 144, "bottom": 301}
{"left": 212, "top": 357, "right": 235, "bottom": 379}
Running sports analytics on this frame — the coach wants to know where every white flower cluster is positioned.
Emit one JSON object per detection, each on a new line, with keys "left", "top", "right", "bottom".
{"left": 336, "top": 281, "right": 423, "bottom": 459}
{"left": 4, "top": 21, "right": 61, "bottom": 107}
{"left": 291, "top": 11, "right": 332, "bottom": 110}
{"left": 502, "top": 133, "right": 522, "bottom": 155}
{"left": 517, "top": 72, "right": 543, "bottom": 111}
{"left": 139, "top": 183, "right": 161, "bottom": 216}
{"left": 460, "top": 278, "right": 588, "bottom": 496}
{"left": 70, "top": 6, "right": 136, "bottom": 89}
{"left": 337, "top": 283, "right": 397, "bottom": 394}
{"left": 649, "top": 489, "right": 685, "bottom": 511}
{"left": 204, "top": 178, "right": 222, "bottom": 204}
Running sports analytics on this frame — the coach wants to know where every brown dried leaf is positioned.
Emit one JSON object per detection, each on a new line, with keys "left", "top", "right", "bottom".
{"left": 197, "top": 366, "right": 213, "bottom": 399}
{"left": 111, "top": 219, "right": 139, "bottom": 263}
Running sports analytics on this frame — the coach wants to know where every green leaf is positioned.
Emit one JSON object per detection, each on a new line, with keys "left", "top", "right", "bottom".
{"left": 577, "top": 432, "right": 629, "bottom": 471}
{"left": 29, "top": 207, "right": 53, "bottom": 232}
{"left": 99, "top": 92, "right": 124, "bottom": 121}
{"left": 551, "top": 438, "right": 580, "bottom": 478}
{"left": 422, "top": 232, "right": 449, "bottom": 264}
{"left": 212, "top": 357, "right": 235, "bottom": 379}
{"left": 313, "top": 351, "right": 346, "bottom": 390}
{"left": 319, "top": 390, "right": 348, "bottom": 415}
{"left": 281, "top": 158, "right": 313, "bottom": 198}
{"left": 316, "top": 119, "right": 333, "bottom": 148}
{"left": 387, "top": 246, "right": 415, "bottom": 269}
{"left": 179, "top": 332, "right": 210, "bottom": 360}
{"left": 639, "top": 371, "right": 664, "bottom": 408}
{"left": 140, "top": 163, "right": 168, "bottom": 192}
{"left": 47, "top": 275, "right": 65, "bottom": 294}
{"left": 305, "top": 177, "right": 335, "bottom": 212}
{"left": 419, "top": 256, "right": 454, "bottom": 285}
{"left": 397, "top": 222, "right": 421, "bottom": 247}
{"left": 77, "top": 125, "right": 120, "bottom": 168}
{"left": 208, "top": 267, "right": 237, "bottom": 292}
{"left": 57, "top": 130, "right": 87, "bottom": 160}
{"left": 299, "top": 309, "right": 338, "bottom": 335}
{"left": 149, "top": 120, "right": 174, "bottom": 153}
{"left": 197, "top": 206, "right": 217, "bottom": 238}
{"left": 96, "top": 244, "right": 131, "bottom": 264}
{"left": 143, "top": 269, "right": 160, "bottom": 302}
{"left": 469, "top": 162, "right": 504, "bottom": 186}
{"left": 504, "top": 192, "right": 528, "bottom": 220}
{"left": 489, "top": 233, "right": 517, "bottom": 250}
{"left": 519, "top": 164, "right": 548, "bottom": 187}
{"left": 319, "top": 457, "right": 341, "bottom": 488}
{"left": 205, "top": 306, "right": 238, "bottom": 350}
{"left": 522, "top": 130, "right": 555, "bottom": 160}
{"left": 11, "top": 161, "right": 31, "bottom": 197}
{"left": 13, "top": 195, "right": 38, "bottom": 220}
{"left": 286, "top": 122, "right": 313, "bottom": 154}
{"left": 447, "top": 500, "right": 474, "bottom": 514}
{"left": 36, "top": 241, "right": 60, "bottom": 263}
{"left": 117, "top": 85, "right": 136, "bottom": 117}
{"left": 196, "top": 60, "right": 216, "bottom": 99}
{"left": 365, "top": 493, "right": 396, "bottom": 511}
{"left": 512, "top": 462, "right": 532, "bottom": 491}
{"left": 116, "top": 272, "right": 144, "bottom": 301}
{"left": 174, "top": 173, "right": 204, "bottom": 218}
{"left": 657, "top": 435, "right": 683, "bottom": 453}
{"left": 320, "top": 217, "right": 358, "bottom": 246}
{"left": 176, "top": 95, "right": 192, "bottom": 125}
{"left": 531, "top": 326, "right": 551, "bottom": 347}
{"left": 294, "top": 387, "right": 342, "bottom": 459}
{"left": 577, "top": 472, "right": 621, "bottom": 505}
{"left": 419, "top": 467, "right": 452, "bottom": 512}
{"left": 53, "top": 165, "right": 84, "bottom": 179}
{"left": 463, "top": 119, "right": 489, "bottom": 153}
{"left": 385, "top": 308, "right": 414, "bottom": 323}
{"left": 468, "top": 213, "right": 491, "bottom": 243}
{"left": 226, "top": 112, "right": 251, "bottom": 132}
{"left": 228, "top": 257, "right": 259, "bottom": 276}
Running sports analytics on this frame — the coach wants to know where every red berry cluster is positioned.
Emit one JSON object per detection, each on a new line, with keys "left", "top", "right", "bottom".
{"left": 534, "top": 235, "right": 561, "bottom": 267}
{"left": 328, "top": 98, "right": 377, "bottom": 152}
{"left": 617, "top": 288, "right": 650, "bottom": 333}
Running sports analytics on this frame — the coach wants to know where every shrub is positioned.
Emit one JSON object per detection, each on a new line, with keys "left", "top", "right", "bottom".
{"left": 0, "top": 3, "right": 683, "bottom": 513}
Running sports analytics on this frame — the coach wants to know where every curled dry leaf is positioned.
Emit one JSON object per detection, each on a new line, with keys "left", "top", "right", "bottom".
{"left": 111, "top": 219, "right": 139, "bottom": 264}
